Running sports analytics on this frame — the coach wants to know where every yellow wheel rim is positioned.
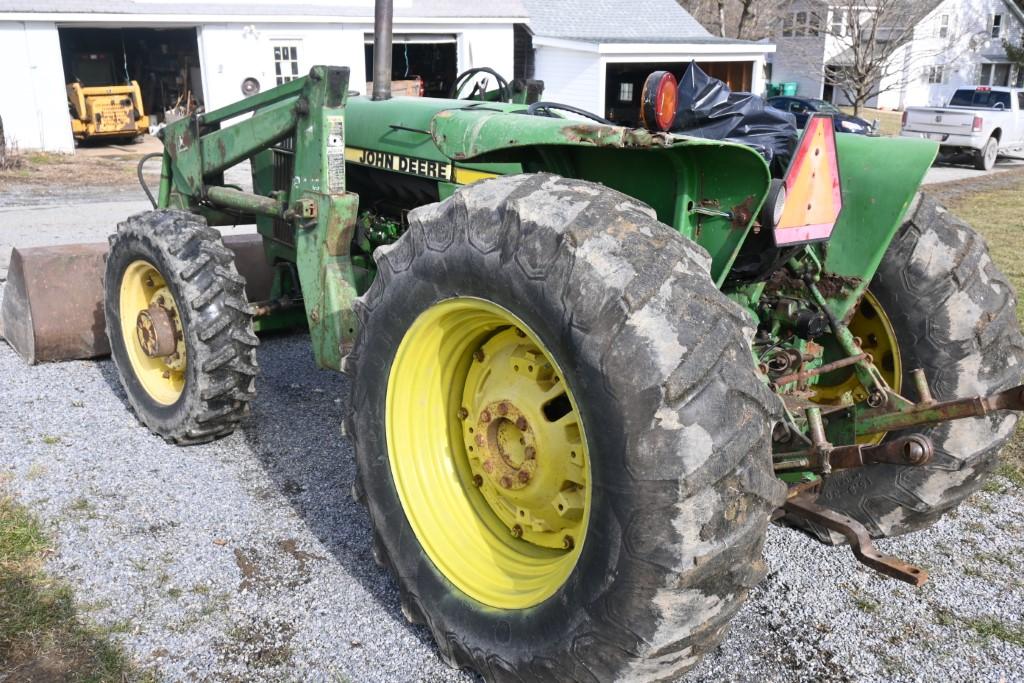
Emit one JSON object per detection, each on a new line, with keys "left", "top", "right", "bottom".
{"left": 118, "top": 260, "right": 186, "bottom": 405}
{"left": 812, "top": 290, "right": 902, "bottom": 443}
{"left": 386, "top": 298, "right": 591, "bottom": 609}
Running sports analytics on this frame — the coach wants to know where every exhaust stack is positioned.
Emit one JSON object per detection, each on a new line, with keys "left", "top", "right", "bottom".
{"left": 372, "top": 0, "right": 393, "bottom": 100}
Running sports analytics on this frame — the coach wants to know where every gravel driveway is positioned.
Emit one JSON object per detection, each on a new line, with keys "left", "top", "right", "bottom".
{"left": 2, "top": 292, "right": 1022, "bottom": 681}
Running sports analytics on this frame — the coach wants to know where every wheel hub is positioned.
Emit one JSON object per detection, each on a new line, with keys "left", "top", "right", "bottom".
{"left": 475, "top": 401, "right": 537, "bottom": 490}
{"left": 136, "top": 301, "right": 177, "bottom": 358}
{"left": 385, "top": 298, "right": 592, "bottom": 609}
{"left": 462, "top": 327, "right": 587, "bottom": 551}
{"left": 119, "top": 261, "right": 187, "bottom": 404}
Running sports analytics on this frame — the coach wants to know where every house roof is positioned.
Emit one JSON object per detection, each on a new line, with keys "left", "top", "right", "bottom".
{"left": 0, "top": 0, "right": 528, "bottom": 19}
{"left": 520, "top": 0, "right": 718, "bottom": 43}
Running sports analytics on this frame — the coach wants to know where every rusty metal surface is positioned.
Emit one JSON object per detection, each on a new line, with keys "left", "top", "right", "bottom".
{"left": 856, "top": 383, "right": 1024, "bottom": 435}
{"left": 773, "top": 352, "right": 867, "bottom": 388}
{"left": 0, "top": 235, "right": 274, "bottom": 364}
{"left": 784, "top": 493, "right": 929, "bottom": 586}
{"left": 828, "top": 435, "right": 934, "bottom": 471}
{"left": 0, "top": 244, "right": 109, "bottom": 364}
{"left": 137, "top": 304, "right": 177, "bottom": 357}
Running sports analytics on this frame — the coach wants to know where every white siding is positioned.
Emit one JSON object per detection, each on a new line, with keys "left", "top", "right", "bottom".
{"left": 0, "top": 21, "right": 75, "bottom": 152}
{"left": 534, "top": 45, "right": 602, "bottom": 114}
{"left": 199, "top": 21, "right": 514, "bottom": 114}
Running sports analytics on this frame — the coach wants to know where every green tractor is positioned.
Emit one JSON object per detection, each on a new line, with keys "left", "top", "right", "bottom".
{"left": 19, "top": 1, "right": 1024, "bottom": 679}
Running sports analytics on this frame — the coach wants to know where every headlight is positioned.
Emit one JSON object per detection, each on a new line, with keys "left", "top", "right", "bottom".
{"left": 840, "top": 120, "right": 862, "bottom": 132}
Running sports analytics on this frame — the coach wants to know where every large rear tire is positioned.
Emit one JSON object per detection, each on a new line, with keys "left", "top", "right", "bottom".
{"left": 345, "top": 174, "right": 784, "bottom": 681}
{"left": 105, "top": 210, "right": 258, "bottom": 444}
{"left": 815, "top": 194, "right": 1024, "bottom": 539}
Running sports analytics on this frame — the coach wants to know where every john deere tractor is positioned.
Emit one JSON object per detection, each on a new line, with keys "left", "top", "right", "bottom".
{"left": 6, "top": 0, "right": 1023, "bottom": 679}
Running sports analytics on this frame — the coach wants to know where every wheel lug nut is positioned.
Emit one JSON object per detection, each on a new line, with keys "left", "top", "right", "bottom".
{"left": 473, "top": 349, "right": 485, "bottom": 362}
{"left": 511, "top": 524, "right": 523, "bottom": 538}
{"left": 480, "top": 410, "right": 491, "bottom": 423}
{"left": 475, "top": 433, "right": 485, "bottom": 447}
{"left": 518, "top": 470, "right": 530, "bottom": 483}
{"left": 472, "top": 474, "right": 483, "bottom": 487}
{"left": 498, "top": 402, "right": 508, "bottom": 416}
{"left": 482, "top": 459, "right": 494, "bottom": 473}
{"left": 500, "top": 475, "right": 513, "bottom": 489}
{"left": 525, "top": 446, "right": 536, "bottom": 460}
{"left": 516, "top": 417, "right": 528, "bottom": 431}
{"left": 457, "top": 407, "right": 468, "bottom": 420}
{"left": 563, "top": 535, "right": 574, "bottom": 550}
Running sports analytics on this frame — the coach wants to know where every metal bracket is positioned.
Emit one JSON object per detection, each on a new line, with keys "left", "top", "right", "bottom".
{"left": 783, "top": 493, "right": 929, "bottom": 586}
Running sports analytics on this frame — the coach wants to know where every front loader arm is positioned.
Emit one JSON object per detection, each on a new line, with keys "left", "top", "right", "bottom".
{"left": 156, "top": 66, "right": 360, "bottom": 371}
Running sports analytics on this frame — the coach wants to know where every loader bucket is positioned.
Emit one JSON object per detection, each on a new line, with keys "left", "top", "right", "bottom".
{"left": 0, "top": 234, "right": 274, "bottom": 365}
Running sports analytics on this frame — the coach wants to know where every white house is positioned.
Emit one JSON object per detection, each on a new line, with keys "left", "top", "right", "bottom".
{"left": 522, "top": 0, "right": 775, "bottom": 125}
{"left": 770, "top": 0, "right": 1024, "bottom": 109}
{"left": 0, "top": 0, "right": 777, "bottom": 152}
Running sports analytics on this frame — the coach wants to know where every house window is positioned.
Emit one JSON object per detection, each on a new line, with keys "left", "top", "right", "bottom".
{"left": 925, "top": 66, "right": 946, "bottom": 84}
{"left": 783, "top": 10, "right": 821, "bottom": 37}
{"left": 619, "top": 82, "right": 634, "bottom": 102}
{"left": 991, "top": 14, "right": 1003, "bottom": 39}
{"left": 830, "top": 9, "right": 847, "bottom": 36}
{"left": 938, "top": 14, "right": 949, "bottom": 39}
{"left": 273, "top": 44, "right": 300, "bottom": 85}
{"left": 994, "top": 62, "right": 1011, "bottom": 86}
{"left": 981, "top": 63, "right": 992, "bottom": 84}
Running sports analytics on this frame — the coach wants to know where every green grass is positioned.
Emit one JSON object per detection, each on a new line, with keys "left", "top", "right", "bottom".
{"left": 964, "top": 617, "right": 1024, "bottom": 647}
{"left": 946, "top": 177, "right": 1024, "bottom": 489}
{"left": 0, "top": 496, "right": 149, "bottom": 681}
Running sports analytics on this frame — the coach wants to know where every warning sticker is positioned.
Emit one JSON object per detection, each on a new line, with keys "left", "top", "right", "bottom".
{"left": 327, "top": 116, "right": 345, "bottom": 194}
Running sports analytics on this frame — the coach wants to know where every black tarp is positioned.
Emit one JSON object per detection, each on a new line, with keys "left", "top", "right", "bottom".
{"left": 673, "top": 63, "right": 797, "bottom": 176}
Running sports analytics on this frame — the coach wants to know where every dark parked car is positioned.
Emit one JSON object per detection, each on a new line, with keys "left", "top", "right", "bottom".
{"left": 767, "top": 96, "right": 877, "bottom": 135}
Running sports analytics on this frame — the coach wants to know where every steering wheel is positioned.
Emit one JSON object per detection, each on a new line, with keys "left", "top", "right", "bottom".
{"left": 526, "top": 101, "right": 614, "bottom": 125}
{"left": 450, "top": 67, "right": 511, "bottom": 102}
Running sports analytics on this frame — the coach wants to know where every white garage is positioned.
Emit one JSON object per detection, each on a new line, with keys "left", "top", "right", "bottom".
{"left": 0, "top": 0, "right": 526, "bottom": 153}
{"left": 520, "top": 0, "right": 775, "bottom": 126}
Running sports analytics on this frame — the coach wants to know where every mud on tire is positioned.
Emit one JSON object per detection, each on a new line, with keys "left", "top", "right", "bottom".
{"left": 105, "top": 209, "right": 258, "bottom": 444}
{"left": 345, "top": 174, "right": 785, "bottom": 681}
{"left": 816, "top": 194, "right": 1024, "bottom": 539}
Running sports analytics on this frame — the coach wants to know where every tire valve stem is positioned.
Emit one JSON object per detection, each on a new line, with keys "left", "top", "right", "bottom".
{"left": 563, "top": 535, "right": 574, "bottom": 550}
{"left": 511, "top": 524, "right": 523, "bottom": 538}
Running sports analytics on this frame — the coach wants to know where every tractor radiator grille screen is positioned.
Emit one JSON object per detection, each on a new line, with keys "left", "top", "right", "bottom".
{"left": 272, "top": 137, "right": 295, "bottom": 245}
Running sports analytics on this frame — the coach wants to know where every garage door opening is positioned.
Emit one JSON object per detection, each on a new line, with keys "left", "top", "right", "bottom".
{"left": 604, "top": 61, "right": 754, "bottom": 126}
{"left": 58, "top": 27, "right": 203, "bottom": 136}
{"left": 364, "top": 34, "right": 457, "bottom": 98}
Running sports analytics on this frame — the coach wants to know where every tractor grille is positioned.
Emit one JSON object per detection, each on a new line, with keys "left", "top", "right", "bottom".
{"left": 271, "top": 137, "right": 295, "bottom": 245}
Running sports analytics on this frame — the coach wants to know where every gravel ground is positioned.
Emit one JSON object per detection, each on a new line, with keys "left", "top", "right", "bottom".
{"left": 2, "top": 290, "right": 1022, "bottom": 681}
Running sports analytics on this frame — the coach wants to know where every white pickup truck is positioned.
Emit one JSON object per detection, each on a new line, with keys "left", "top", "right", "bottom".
{"left": 900, "top": 86, "right": 1024, "bottom": 170}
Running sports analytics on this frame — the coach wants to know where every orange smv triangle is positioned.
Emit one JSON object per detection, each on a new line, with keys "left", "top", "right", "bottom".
{"left": 773, "top": 114, "right": 843, "bottom": 246}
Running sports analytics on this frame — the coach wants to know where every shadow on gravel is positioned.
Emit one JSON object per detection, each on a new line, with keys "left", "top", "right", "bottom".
{"left": 236, "top": 333, "right": 440, "bottom": 651}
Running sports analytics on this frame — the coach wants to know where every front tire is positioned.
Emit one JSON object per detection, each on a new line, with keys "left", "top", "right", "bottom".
{"left": 105, "top": 210, "right": 258, "bottom": 444}
{"left": 345, "top": 174, "right": 784, "bottom": 681}
{"left": 816, "top": 194, "right": 1024, "bottom": 538}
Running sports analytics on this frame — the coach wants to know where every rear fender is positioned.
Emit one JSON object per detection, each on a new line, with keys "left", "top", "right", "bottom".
{"left": 821, "top": 134, "right": 937, "bottom": 319}
{"left": 431, "top": 108, "right": 772, "bottom": 285}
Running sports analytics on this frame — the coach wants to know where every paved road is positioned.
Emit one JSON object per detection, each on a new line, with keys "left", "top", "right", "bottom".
{"left": 922, "top": 155, "right": 1024, "bottom": 185}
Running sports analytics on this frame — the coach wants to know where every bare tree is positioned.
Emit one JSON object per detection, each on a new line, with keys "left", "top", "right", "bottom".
{"left": 678, "top": 0, "right": 784, "bottom": 40}
{"left": 777, "top": 0, "right": 961, "bottom": 115}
